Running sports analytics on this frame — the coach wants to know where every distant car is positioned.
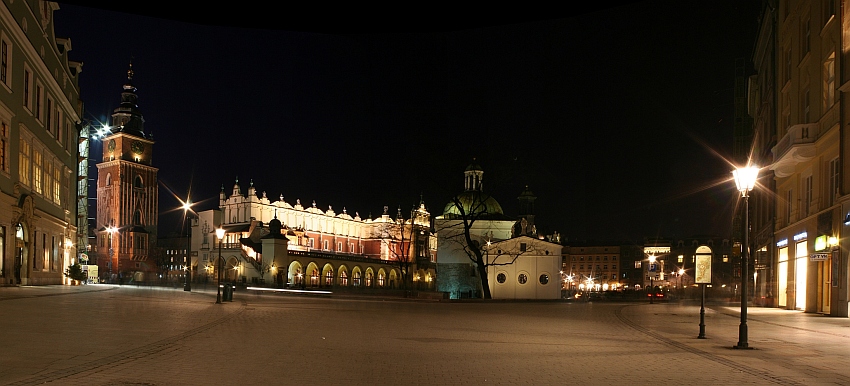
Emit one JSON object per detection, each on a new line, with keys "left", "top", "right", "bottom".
{"left": 647, "top": 290, "right": 668, "bottom": 301}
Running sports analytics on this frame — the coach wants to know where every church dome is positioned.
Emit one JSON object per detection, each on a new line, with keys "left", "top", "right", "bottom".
{"left": 442, "top": 191, "right": 504, "bottom": 218}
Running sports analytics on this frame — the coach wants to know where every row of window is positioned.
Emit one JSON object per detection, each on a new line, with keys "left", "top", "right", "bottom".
{"left": 782, "top": 157, "right": 840, "bottom": 225}
{"left": 571, "top": 256, "right": 618, "bottom": 262}
{"left": 571, "top": 265, "right": 617, "bottom": 271}
{"left": 0, "top": 225, "right": 64, "bottom": 274}
{"left": 17, "top": 129, "right": 66, "bottom": 206}
{"left": 495, "top": 272, "right": 552, "bottom": 285}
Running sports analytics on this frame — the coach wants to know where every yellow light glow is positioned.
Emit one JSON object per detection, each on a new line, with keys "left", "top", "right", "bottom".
{"left": 732, "top": 165, "right": 760, "bottom": 195}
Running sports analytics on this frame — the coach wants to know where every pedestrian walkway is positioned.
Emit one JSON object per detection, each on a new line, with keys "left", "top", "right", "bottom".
{"left": 0, "top": 286, "right": 848, "bottom": 385}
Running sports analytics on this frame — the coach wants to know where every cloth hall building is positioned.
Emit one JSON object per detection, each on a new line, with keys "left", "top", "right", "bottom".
{"left": 189, "top": 179, "right": 436, "bottom": 291}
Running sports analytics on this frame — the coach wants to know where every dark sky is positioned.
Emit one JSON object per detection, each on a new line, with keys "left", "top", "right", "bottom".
{"left": 54, "top": 1, "right": 762, "bottom": 243}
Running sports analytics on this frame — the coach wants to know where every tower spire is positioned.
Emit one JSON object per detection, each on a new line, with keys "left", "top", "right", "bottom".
{"left": 111, "top": 60, "right": 146, "bottom": 138}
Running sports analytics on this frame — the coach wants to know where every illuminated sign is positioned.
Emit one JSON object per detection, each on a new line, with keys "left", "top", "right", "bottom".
{"left": 793, "top": 232, "right": 807, "bottom": 241}
{"left": 644, "top": 246, "right": 670, "bottom": 255}
{"left": 776, "top": 239, "right": 788, "bottom": 247}
{"left": 695, "top": 254, "right": 712, "bottom": 284}
{"left": 695, "top": 246, "right": 712, "bottom": 284}
{"left": 810, "top": 253, "right": 829, "bottom": 261}
{"left": 815, "top": 235, "right": 828, "bottom": 251}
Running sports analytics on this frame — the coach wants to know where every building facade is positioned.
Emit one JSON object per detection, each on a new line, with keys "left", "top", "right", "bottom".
{"left": 485, "top": 235, "right": 562, "bottom": 299}
{"left": 762, "top": 0, "right": 847, "bottom": 316}
{"left": 93, "top": 66, "right": 158, "bottom": 283}
{"left": 190, "top": 179, "right": 436, "bottom": 291}
{"left": 434, "top": 163, "right": 563, "bottom": 299}
{"left": 747, "top": 0, "right": 779, "bottom": 308}
{"left": 0, "top": 1, "right": 82, "bottom": 285}
{"left": 562, "top": 244, "right": 623, "bottom": 294}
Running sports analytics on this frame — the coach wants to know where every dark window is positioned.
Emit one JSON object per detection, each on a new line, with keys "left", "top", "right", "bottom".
{"left": 0, "top": 40, "right": 7, "bottom": 83}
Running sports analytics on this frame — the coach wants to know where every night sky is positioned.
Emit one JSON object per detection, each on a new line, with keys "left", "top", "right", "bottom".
{"left": 54, "top": 1, "right": 762, "bottom": 243}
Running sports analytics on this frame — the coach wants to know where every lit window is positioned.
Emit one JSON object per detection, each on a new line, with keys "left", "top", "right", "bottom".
{"left": 32, "top": 150, "right": 41, "bottom": 194}
{"left": 19, "top": 139, "right": 31, "bottom": 186}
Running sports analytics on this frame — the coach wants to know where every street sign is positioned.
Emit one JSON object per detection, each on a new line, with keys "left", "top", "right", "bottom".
{"left": 810, "top": 253, "right": 829, "bottom": 261}
{"left": 695, "top": 246, "right": 712, "bottom": 284}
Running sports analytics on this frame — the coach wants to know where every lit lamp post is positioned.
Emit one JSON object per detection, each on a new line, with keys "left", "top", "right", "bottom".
{"left": 678, "top": 268, "right": 685, "bottom": 298}
{"left": 215, "top": 227, "right": 225, "bottom": 304}
{"left": 648, "top": 254, "right": 656, "bottom": 304}
{"left": 182, "top": 201, "right": 193, "bottom": 292}
{"left": 733, "top": 165, "right": 759, "bottom": 350}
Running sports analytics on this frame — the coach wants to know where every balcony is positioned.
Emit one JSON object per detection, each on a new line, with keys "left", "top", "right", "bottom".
{"left": 770, "top": 123, "right": 818, "bottom": 178}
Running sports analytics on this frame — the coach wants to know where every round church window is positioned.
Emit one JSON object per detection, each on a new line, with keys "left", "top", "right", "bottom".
{"left": 539, "top": 274, "right": 549, "bottom": 285}
{"left": 518, "top": 273, "right": 528, "bottom": 284}
{"left": 497, "top": 273, "right": 506, "bottom": 283}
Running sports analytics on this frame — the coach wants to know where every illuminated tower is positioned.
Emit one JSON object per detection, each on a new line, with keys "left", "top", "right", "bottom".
{"left": 95, "top": 65, "right": 158, "bottom": 281}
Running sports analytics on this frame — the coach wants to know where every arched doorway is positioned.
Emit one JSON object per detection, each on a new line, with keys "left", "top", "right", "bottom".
{"left": 364, "top": 268, "right": 374, "bottom": 288}
{"left": 351, "top": 267, "right": 362, "bottom": 287}
{"left": 289, "top": 260, "right": 303, "bottom": 287}
{"left": 305, "top": 262, "right": 320, "bottom": 288}
{"left": 321, "top": 263, "right": 335, "bottom": 287}
{"left": 377, "top": 268, "right": 387, "bottom": 288}
{"left": 389, "top": 269, "right": 399, "bottom": 289}
{"left": 338, "top": 265, "right": 349, "bottom": 287}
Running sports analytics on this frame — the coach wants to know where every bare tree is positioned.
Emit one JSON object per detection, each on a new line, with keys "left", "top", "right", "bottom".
{"left": 375, "top": 204, "right": 431, "bottom": 291}
{"left": 438, "top": 192, "right": 534, "bottom": 299}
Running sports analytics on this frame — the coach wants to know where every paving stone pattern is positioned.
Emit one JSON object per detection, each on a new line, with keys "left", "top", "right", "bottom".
{"left": 0, "top": 285, "right": 848, "bottom": 385}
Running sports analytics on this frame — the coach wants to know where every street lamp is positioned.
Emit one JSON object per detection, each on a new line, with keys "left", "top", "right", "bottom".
{"left": 733, "top": 164, "right": 759, "bottom": 350}
{"left": 182, "top": 200, "right": 193, "bottom": 292}
{"left": 678, "top": 268, "right": 685, "bottom": 297}
{"left": 215, "top": 227, "right": 225, "bottom": 304}
{"left": 648, "top": 254, "right": 657, "bottom": 304}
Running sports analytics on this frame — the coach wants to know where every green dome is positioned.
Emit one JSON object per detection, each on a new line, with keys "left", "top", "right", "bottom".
{"left": 442, "top": 191, "right": 503, "bottom": 218}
